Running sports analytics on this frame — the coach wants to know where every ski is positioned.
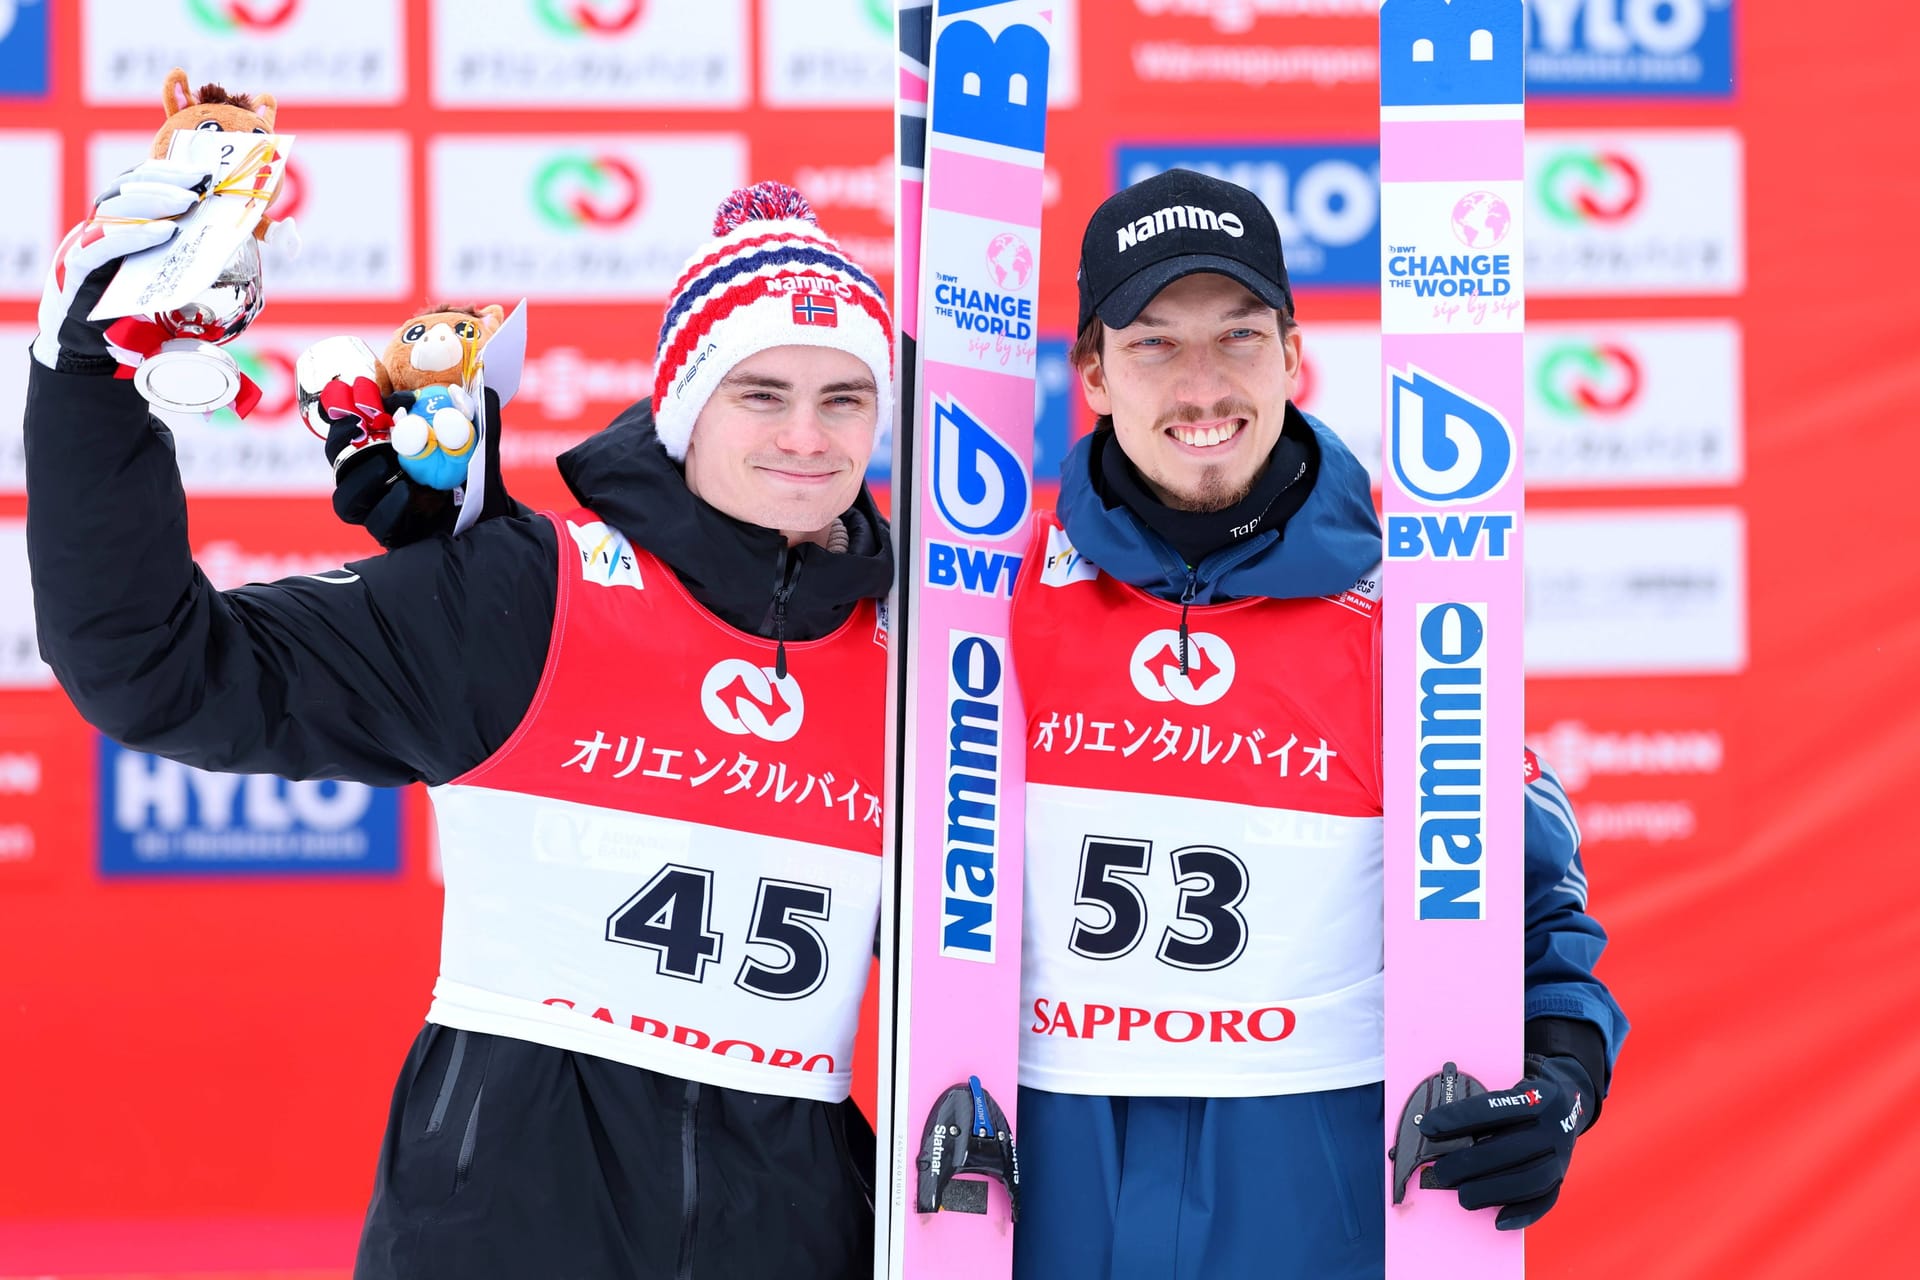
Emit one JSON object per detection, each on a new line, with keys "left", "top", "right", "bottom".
{"left": 877, "top": 3, "right": 1053, "bottom": 1277}
{"left": 1378, "top": 2, "right": 1527, "bottom": 1277}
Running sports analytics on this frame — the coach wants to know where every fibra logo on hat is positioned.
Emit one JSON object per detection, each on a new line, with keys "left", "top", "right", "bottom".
{"left": 1130, "top": 629, "right": 1234, "bottom": 706}
{"left": 534, "top": 0, "right": 645, "bottom": 36}
{"left": 532, "top": 154, "right": 644, "bottom": 230}
{"left": 1388, "top": 365, "right": 1514, "bottom": 505}
{"left": 702, "top": 658, "right": 805, "bottom": 742}
{"left": 931, "top": 397, "right": 1030, "bottom": 541}
{"left": 184, "top": 0, "right": 300, "bottom": 32}
{"left": 1537, "top": 342, "right": 1641, "bottom": 416}
{"left": 1537, "top": 150, "right": 1642, "bottom": 225}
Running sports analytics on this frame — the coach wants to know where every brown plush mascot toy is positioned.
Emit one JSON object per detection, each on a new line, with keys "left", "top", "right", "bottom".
{"left": 152, "top": 67, "right": 287, "bottom": 245}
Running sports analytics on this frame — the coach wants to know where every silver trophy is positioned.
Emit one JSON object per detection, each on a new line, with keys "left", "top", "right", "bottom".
{"left": 128, "top": 236, "right": 267, "bottom": 415}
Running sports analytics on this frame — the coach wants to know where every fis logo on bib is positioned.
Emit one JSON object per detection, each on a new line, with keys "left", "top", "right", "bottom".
{"left": 942, "top": 632, "right": 1008, "bottom": 963}
{"left": 701, "top": 659, "right": 805, "bottom": 742}
{"left": 1129, "top": 629, "right": 1235, "bottom": 706}
{"left": 1385, "top": 367, "right": 1517, "bottom": 563}
{"left": 1414, "top": 603, "right": 1487, "bottom": 921}
{"left": 1525, "top": 0, "right": 1734, "bottom": 98}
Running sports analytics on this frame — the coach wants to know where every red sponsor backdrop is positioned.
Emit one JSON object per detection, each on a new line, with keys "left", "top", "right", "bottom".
{"left": 1, "top": 1, "right": 1916, "bottom": 1277}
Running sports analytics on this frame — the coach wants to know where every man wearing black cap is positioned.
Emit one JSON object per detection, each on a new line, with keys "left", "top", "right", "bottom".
{"left": 1004, "top": 168, "right": 1628, "bottom": 1278}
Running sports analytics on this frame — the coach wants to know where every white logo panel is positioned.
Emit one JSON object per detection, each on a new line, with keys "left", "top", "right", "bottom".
{"left": 0, "top": 132, "right": 58, "bottom": 300}
{"left": 1526, "top": 128, "right": 1744, "bottom": 296}
{"left": 84, "top": 0, "right": 404, "bottom": 104}
{"left": 90, "top": 131, "right": 412, "bottom": 301}
{"left": 1526, "top": 508, "right": 1746, "bottom": 676}
{"left": 429, "top": 134, "right": 747, "bottom": 301}
{"left": 432, "top": 0, "right": 746, "bottom": 108}
{"left": 1381, "top": 181, "right": 1524, "bottom": 335}
{"left": 0, "top": 521, "right": 52, "bottom": 688}
{"left": 1526, "top": 320, "right": 1741, "bottom": 488}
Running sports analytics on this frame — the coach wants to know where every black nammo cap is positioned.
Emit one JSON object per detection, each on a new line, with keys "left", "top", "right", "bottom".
{"left": 1076, "top": 168, "right": 1294, "bottom": 332}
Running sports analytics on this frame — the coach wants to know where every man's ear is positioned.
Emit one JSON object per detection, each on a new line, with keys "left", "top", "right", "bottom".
{"left": 1077, "top": 351, "right": 1112, "bottom": 418}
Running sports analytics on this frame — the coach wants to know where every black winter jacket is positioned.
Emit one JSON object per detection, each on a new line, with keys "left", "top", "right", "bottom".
{"left": 23, "top": 362, "right": 891, "bottom": 1279}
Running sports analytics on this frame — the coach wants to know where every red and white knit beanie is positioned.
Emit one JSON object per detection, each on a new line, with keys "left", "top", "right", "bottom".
{"left": 653, "top": 181, "right": 893, "bottom": 462}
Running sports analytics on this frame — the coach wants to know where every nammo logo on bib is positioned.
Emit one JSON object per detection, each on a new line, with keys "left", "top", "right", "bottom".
{"left": 701, "top": 659, "right": 805, "bottom": 741}
{"left": 1129, "top": 629, "right": 1235, "bottom": 706}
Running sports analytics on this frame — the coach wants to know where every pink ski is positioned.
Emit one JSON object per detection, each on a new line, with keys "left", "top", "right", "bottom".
{"left": 876, "top": 3, "right": 1054, "bottom": 1278}
{"left": 1379, "top": 3, "right": 1527, "bottom": 1277}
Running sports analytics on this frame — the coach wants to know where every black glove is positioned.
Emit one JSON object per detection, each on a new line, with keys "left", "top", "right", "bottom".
{"left": 322, "top": 385, "right": 515, "bottom": 549}
{"left": 1417, "top": 1051, "right": 1593, "bottom": 1231}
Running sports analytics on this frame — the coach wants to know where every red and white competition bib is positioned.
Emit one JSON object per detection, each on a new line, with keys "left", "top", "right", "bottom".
{"left": 427, "top": 511, "right": 887, "bottom": 1102}
{"left": 1012, "top": 514, "right": 1385, "bottom": 1098}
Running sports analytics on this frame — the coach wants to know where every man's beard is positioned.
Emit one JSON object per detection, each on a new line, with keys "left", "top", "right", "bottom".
{"left": 1162, "top": 466, "right": 1256, "bottom": 513}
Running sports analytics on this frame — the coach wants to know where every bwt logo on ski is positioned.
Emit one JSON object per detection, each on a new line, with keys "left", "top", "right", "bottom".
{"left": 924, "top": 397, "right": 1031, "bottom": 598}
{"left": 532, "top": 154, "right": 645, "bottom": 229}
{"left": 1117, "top": 144, "right": 1378, "bottom": 284}
{"left": 97, "top": 739, "right": 398, "bottom": 875}
{"left": 1537, "top": 149, "right": 1643, "bottom": 225}
{"left": 1386, "top": 367, "right": 1516, "bottom": 562}
{"left": 700, "top": 658, "right": 805, "bottom": 742}
{"left": 533, "top": 0, "right": 646, "bottom": 37}
{"left": 1414, "top": 602, "right": 1488, "bottom": 921}
{"left": 1129, "top": 628, "right": 1235, "bottom": 706}
{"left": 185, "top": 0, "right": 300, "bottom": 32}
{"left": 1537, "top": 342, "right": 1642, "bottom": 416}
{"left": 1526, "top": 0, "right": 1734, "bottom": 97}
{"left": 943, "top": 632, "right": 1008, "bottom": 963}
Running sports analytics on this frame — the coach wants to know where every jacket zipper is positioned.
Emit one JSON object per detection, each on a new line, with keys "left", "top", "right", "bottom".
{"left": 674, "top": 1080, "right": 701, "bottom": 1280}
{"left": 769, "top": 549, "right": 803, "bottom": 679}
{"left": 1177, "top": 566, "right": 1200, "bottom": 675}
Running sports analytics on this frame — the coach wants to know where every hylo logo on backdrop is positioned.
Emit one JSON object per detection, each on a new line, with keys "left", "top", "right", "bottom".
{"left": 1117, "top": 146, "right": 1378, "bottom": 283}
{"left": 1414, "top": 602, "right": 1488, "bottom": 922}
{"left": 1538, "top": 150, "right": 1642, "bottom": 224}
{"left": 701, "top": 659, "right": 805, "bottom": 742}
{"left": 1531, "top": 0, "right": 1719, "bottom": 54}
{"left": 533, "top": 0, "right": 645, "bottom": 36}
{"left": 1538, "top": 342, "right": 1641, "bottom": 415}
{"left": 1129, "top": 629, "right": 1235, "bottom": 707}
{"left": 185, "top": 0, "right": 300, "bottom": 32}
{"left": 533, "top": 154, "right": 644, "bottom": 229}
{"left": 1386, "top": 367, "right": 1516, "bottom": 562}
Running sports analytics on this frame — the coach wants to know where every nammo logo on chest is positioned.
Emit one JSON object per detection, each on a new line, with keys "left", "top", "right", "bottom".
{"left": 1129, "top": 629, "right": 1235, "bottom": 706}
{"left": 701, "top": 658, "right": 805, "bottom": 742}
{"left": 533, "top": 154, "right": 645, "bottom": 230}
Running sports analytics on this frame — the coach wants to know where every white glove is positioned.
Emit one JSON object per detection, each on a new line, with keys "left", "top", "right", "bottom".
{"left": 32, "top": 159, "right": 214, "bottom": 372}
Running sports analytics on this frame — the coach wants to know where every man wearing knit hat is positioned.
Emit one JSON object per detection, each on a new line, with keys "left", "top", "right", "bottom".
{"left": 25, "top": 172, "right": 896, "bottom": 1277}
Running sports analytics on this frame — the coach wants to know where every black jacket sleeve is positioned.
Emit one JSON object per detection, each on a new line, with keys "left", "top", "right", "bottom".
{"left": 23, "top": 361, "right": 556, "bottom": 788}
